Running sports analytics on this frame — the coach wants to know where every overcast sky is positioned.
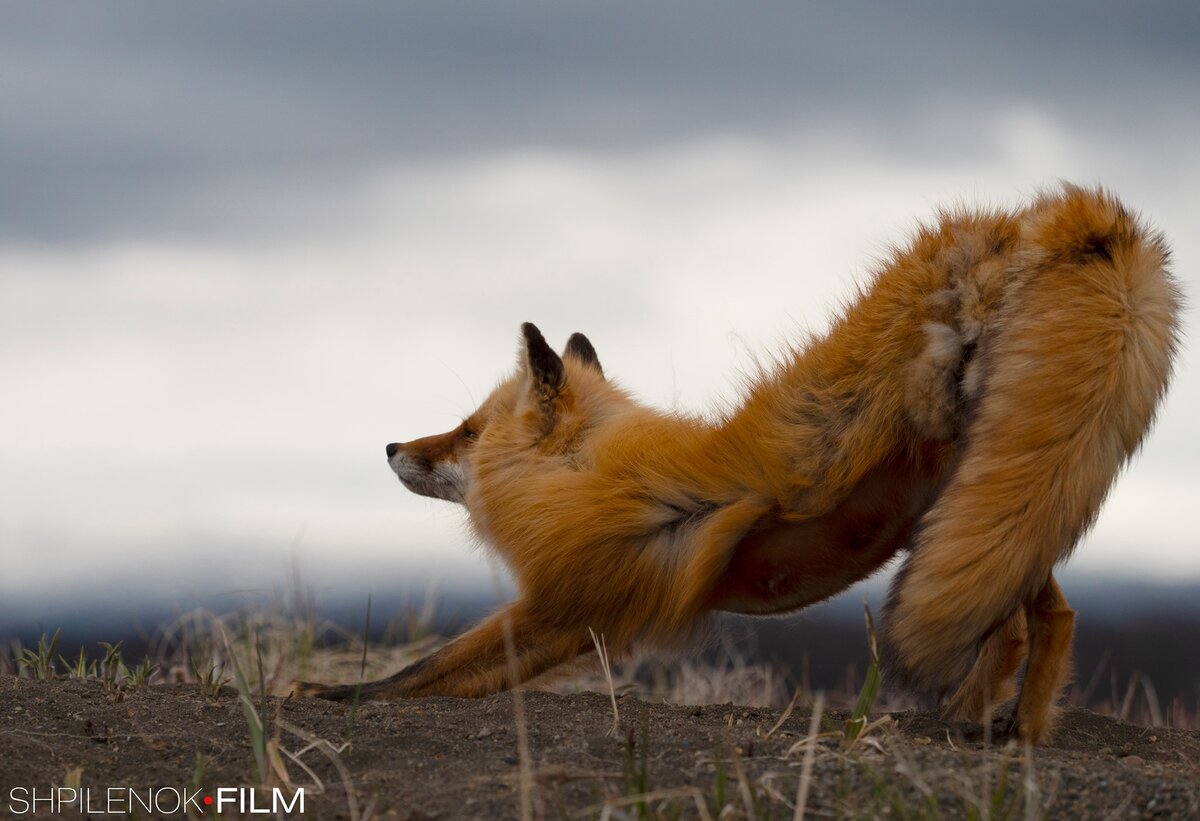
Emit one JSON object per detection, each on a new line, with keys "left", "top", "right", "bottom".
{"left": 2, "top": 2, "right": 1198, "bottom": 613}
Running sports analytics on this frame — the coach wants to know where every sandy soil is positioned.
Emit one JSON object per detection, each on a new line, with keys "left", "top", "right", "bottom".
{"left": 1, "top": 675, "right": 1198, "bottom": 819}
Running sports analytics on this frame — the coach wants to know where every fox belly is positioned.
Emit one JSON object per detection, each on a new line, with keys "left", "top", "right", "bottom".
{"left": 709, "top": 447, "right": 950, "bottom": 615}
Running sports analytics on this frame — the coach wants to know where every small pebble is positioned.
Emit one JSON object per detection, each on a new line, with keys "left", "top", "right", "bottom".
{"left": 477, "top": 727, "right": 491, "bottom": 738}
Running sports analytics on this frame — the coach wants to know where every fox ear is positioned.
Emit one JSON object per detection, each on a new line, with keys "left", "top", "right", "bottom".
{"left": 563, "top": 332, "right": 603, "bottom": 376}
{"left": 521, "top": 322, "right": 565, "bottom": 404}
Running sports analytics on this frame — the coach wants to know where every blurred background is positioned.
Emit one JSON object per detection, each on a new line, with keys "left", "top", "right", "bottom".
{"left": 2, "top": 2, "right": 1197, "bottom": 702}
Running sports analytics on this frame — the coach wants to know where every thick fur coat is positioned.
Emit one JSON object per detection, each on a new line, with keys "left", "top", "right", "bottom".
{"left": 297, "top": 185, "right": 1180, "bottom": 743}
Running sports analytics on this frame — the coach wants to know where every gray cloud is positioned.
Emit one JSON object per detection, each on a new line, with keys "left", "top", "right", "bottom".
{"left": 2, "top": 1, "right": 1197, "bottom": 242}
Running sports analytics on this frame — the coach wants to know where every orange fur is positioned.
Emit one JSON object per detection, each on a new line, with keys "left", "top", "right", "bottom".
{"left": 1014, "top": 577, "right": 1076, "bottom": 742}
{"left": 945, "top": 607, "right": 1027, "bottom": 721}
{"left": 296, "top": 185, "right": 1180, "bottom": 744}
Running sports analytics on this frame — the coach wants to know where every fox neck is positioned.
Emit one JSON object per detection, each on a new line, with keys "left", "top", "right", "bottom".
{"left": 466, "top": 405, "right": 756, "bottom": 554}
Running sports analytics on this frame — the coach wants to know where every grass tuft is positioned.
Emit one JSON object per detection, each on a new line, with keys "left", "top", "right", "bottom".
{"left": 844, "top": 601, "right": 881, "bottom": 744}
{"left": 17, "top": 629, "right": 61, "bottom": 680}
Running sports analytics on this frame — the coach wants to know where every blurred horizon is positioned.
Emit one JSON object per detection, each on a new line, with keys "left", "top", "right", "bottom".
{"left": 2, "top": 2, "right": 1198, "bottom": 627}
{"left": 5, "top": 568, "right": 1200, "bottom": 710}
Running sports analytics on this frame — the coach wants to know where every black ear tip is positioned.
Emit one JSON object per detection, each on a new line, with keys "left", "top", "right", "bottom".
{"left": 564, "top": 332, "right": 602, "bottom": 374}
{"left": 521, "top": 321, "right": 564, "bottom": 391}
{"left": 522, "top": 323, "right": 552, "bottom": 357}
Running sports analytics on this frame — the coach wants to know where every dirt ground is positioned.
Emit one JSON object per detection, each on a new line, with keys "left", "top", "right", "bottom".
{"left": 1, "top": 675, "right": 1198, "bottom": 820}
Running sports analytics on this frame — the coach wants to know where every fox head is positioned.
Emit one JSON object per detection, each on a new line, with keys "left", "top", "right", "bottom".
{"left": 385, "top": 322, "right": 611, "bottom": 505}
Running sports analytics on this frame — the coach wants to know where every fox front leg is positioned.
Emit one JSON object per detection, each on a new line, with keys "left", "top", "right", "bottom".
{"left": 293, "top": 603, "right": 593, "bottom": 700}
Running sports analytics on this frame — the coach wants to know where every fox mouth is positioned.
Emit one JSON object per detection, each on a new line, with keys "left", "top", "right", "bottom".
{"left": 388, "top": 452, "right": 466, "bottom": 504}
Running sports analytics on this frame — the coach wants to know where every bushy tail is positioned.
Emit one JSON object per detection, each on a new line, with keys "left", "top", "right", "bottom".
{"left": 884, "top": 184, "right": 1182, "bottom": 691}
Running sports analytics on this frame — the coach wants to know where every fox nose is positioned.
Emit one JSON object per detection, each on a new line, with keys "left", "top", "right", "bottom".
{"left": 386, "top": 442, "right": 399, "bottom": 459}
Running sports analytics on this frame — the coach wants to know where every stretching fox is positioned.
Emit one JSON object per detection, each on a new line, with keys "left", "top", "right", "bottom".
{"left": 298, "top": 185, "right": 1180, "bottom": 743}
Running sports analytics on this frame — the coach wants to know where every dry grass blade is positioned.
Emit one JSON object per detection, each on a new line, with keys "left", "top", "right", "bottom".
{"left": 279, "top": 744, "right": 327, "bottom": 797}
{"left": 1101, "top": 794, "right": 1135, "bottom": 821}
{"left": 501, "top": 612, "right": 533, "bottom": 821}
{"left": 1077, "top": 647, "right": 1112, "bottom": 707}
{"left": 759, "top": 771, "right": 796, "bottom": 811}
{"left": 1142, "top": 676, "right": 1163, "bottom": 726}
{"left": 764, "top": 687, "right": 802, "bottom": 740}
{"left": 793, "top": 691, "right": 825, "bottom": 821}
{"left": 486, "top": 557, "right": 534, "bottom": 821}
{"left": 588, "top": 788, "right": 714, "bottom": 821}
{"left": 1022, "top": 740, "right": 1039, "bottom": 821}
{"left": 729, "top": 747, "right": 757, "bottom": 819}
{"left": 1119, "top": 672, "right": 1141, "bottom": 721}
{"left": 359, "top": 594, "right": 372, "bottom": 680}
{"left": 589, "top": 627, "right": 620, "bottom": 736}
{"left": 276, "top": 717, "right": 363, "bottom": 821}
{"left": 888, "top": 733, "right": 934, "bottom": 800}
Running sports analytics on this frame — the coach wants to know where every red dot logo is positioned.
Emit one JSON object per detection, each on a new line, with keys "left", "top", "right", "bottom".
{"left": 204, "top": 795, "right": 213, "bottom": 805}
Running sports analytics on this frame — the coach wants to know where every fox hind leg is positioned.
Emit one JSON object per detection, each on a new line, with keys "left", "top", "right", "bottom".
{"left": 944, "top": 606, "right": 1027, "bottom": 722}
{"left": 1012, "top": 575, "right": 1075, "bottom": 744}
{"left": 938, "top": 575, "right": 1074, "bottom": 743}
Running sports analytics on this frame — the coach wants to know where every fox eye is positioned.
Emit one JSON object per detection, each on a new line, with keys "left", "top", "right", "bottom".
{"left": 461, "top": 425, "right": 476, "bottom": 440}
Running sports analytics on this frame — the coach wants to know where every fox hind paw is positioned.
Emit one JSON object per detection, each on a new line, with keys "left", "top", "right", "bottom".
{"left": 290, "top": 680, "right": 356, "bottom": 701}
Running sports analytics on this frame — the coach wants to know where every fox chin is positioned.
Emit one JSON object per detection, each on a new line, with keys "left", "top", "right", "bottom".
{"left": 294, "top": 184, "right": 1180, "bottom": 745}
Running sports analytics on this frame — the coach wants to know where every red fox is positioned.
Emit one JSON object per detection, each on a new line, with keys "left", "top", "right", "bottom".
{"left": 297, "top": 184, "right": 1180, "bottom": 743}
